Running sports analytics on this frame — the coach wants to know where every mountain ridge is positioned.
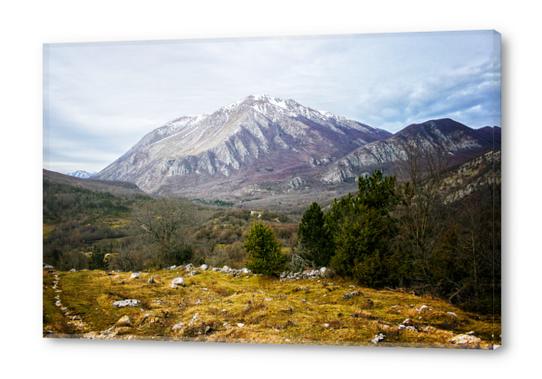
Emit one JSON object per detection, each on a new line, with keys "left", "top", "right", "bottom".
{"left": 321, "top": 119, "right": 500, "bottom": 183}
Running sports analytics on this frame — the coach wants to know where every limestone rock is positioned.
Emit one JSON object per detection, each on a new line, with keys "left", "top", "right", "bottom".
{"left": 371, "top": 333, "right": 385, "bottom": 344}
{"left": 416, "top": 304, "right": 430, "bottom": 313}
{"left": 115, "top": 315, "right": 132, "bottom": 327}
{"left": 449, "top": 334, "right": 482, "bottom": 347}
{"left": 421, "top": 325, "right": 437, "bottom": 333}
{"left": 184, "top": 263, "right": 194, "bottom": 271}
{"left": 343, "top": 290, "right": 362, "bottom": 300}
{"left": 280, "top": 267, "right": 332, "bottom": 281}
{"left": 171, "top": 277, "right": 185, "bottom": 288}
{"left": 172, "top": 322, "right": 185, "bottom": 331}
{"left": 112, "top": 299, "right": 140, "bottom": 308}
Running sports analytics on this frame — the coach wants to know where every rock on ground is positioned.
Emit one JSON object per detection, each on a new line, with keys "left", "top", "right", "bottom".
{"left": 280, "top": 267, "right": 331, "bottom": 281}
{"left": 371, "top": 333, "right": 386, "bottom": 344}
{"left": 112, "top": 299, "right": 140, "bottom": 308}
{"left": 172, "top": 322, "right": 185, "bottom": 331}
{"left": 171, "top": 277, "right": 185, "bottom": 288}
{"left": 343, "top": 290, "right": 362, "bottom": 300}
{"left": 450, "top": 334, "right": 482, "bottom": 347}
{"left": 115, "top": 315, "right": 132, "bottom": 327}
{"left": 416, "top": 304, "right": 430, "bottom": 313}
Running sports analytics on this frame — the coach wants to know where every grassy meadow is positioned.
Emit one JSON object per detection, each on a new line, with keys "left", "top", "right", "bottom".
{"left": 43, "top": 267, "right": 500, "bottom": 348}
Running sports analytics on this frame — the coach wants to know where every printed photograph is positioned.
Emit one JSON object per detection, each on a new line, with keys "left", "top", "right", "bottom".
{"left": 43, "top": 31, "right": 501, "bottom": 348}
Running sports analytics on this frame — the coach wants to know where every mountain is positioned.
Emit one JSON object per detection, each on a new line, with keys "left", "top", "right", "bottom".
{"left": 66, "top": 170, "right": 95, "bottom": 179}
{"left": 95, "top": 95, "right": 391, "bottom": 198}
{"left": 44, "top": 169, "right": 145, "bottom": 197}
{"left": 321, "top": 119, "right": 500, "bottom": 183}
{"left": 95, "top": 97, "right": 500, "bottom": 208}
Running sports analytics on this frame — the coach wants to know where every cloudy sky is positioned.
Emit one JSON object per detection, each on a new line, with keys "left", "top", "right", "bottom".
{"left": 44, "top": 30, "right": 501, "bottom": 173}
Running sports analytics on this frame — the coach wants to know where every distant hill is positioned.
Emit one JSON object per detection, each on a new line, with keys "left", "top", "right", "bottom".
{"left": 43, "top": 169, "right": 145, "bottom": 197}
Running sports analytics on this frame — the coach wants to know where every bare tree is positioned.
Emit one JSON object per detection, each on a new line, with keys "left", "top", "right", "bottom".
{"left": 395, "top": 137, "right": 450, "bottom": 287}
{"left": 133, "top": 198, "right": 193, "bottom": 265}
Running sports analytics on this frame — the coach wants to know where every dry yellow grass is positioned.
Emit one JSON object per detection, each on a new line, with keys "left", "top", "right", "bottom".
{"left": 43, "top": 269, "right": 500, "bottom": 348}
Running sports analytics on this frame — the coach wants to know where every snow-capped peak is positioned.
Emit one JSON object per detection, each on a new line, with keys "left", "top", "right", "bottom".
{"left": 235, "top": 94, "right": 321, "bottom": 119}
{"left": 67, "top": 170, "right": 95, "bottom": 179}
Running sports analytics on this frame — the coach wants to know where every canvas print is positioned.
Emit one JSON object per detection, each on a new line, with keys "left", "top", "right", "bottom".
{"left": 43, "top": 31, "right": 501, "bottom": 348}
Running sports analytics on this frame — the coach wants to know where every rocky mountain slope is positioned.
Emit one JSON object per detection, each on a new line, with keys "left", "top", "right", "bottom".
{"left": 95, "top": 95, "right": 391, "bottom": 198}
{"left": 321, "top": 119, "right": 500, "bottom": 183}
{"left": 439, "top": 149, "right": 501, "bottom": 203}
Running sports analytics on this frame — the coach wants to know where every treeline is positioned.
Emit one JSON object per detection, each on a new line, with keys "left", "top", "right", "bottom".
{"left": 295, "top": 170, "right": 500, "bottom": 314}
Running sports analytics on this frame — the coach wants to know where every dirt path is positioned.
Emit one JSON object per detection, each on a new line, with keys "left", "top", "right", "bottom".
{"left": 51, "top": 271, "right": 89, "bottom": 333}
{"left": 49, "top": 270, "right": 131, "bottom": 339}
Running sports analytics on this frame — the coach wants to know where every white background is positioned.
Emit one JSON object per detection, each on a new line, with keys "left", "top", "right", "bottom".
{"left": 0, "top": 1, "right": 540, "bottom": 378}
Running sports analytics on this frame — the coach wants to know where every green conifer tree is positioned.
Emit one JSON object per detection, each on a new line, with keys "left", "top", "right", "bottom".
{"left": 329, "top": 171, "right": 398, "bottom": 287}
{"left": 244, "top": 222, "right": 287, "bottom": 276}
{"left": 298, "top": 202, "right": 333, "bottom": 267}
